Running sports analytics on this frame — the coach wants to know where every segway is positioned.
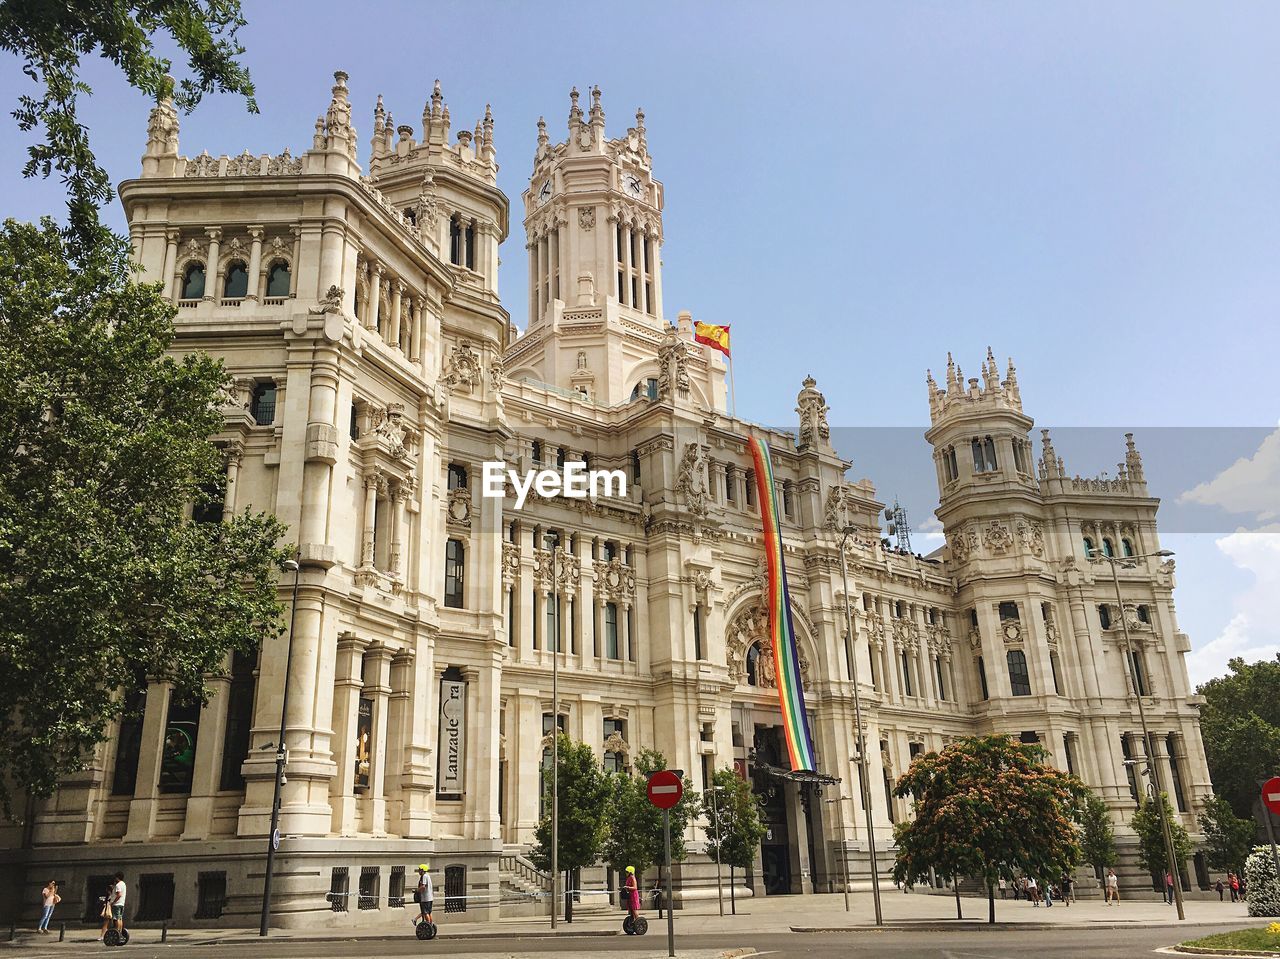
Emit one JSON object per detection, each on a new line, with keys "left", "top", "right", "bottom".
{"left": 622, "top": 914, "right": 648, "bottom": 936}
{"left": 103, "top": 926, "right": 130, "bottom": 947}
{"left": 414, "top": 917, "right": 438, "bottom": 941}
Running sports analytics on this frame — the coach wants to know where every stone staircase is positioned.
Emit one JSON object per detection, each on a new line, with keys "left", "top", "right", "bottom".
{"left": 496, "top": 848, "right": 615, "bottom": 918}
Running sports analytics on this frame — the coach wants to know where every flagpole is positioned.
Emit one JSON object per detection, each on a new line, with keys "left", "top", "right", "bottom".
{"left": 729, "top": 353, "right": 737, "bottom": 420}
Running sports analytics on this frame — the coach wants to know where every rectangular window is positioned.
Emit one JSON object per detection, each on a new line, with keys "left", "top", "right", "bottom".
{"left": 358, "top": 866, "right": 380, "bottom": 910}
{"left": 1129, "top": 649, "right": 1148, "bottom": 696}
{"left": 627, "top": 606, "right": 636, "bottom": 661}
{"left": 506, "top": 587, "right": 515, "bottom": 647}
{"left": 999, "top": 601, "right": 1020, "bottom": 621}
{"left": 111, "top": 680, "right": 147, "bottom": 796}
{"left": 1062, "top": 735, "right": 1075, "bottom": 776}
{"left": 934, "top": 656, "right": 947, "bottom": 700}
{"left": 725, "top": 466, "right": 735, "bottom": 502}
{"left": 1120, "top": 735, "right": 1139, "bottom": 802}
{"left": 1167, "top": 734, "right": 1188, "bottom": 812}
{"left": 745, "top": 471, "right": 756, "bottom": 509}
{"left": 330, "top": 867, "right": 350, "bottom": 913}
{"left": 1007, "top": 649, "right": 1032, "bottom": 696}
{"left": 900, "top": 651, "right": 913, "bottom": 696}
{"left": 603, "top": 718, "right": 627, "bottom": 773}
{"left": 195, "top": 871, "right": 227, "bottom": 920}
{"left": 977, "top": 656, "right": 989, "bottom": 700}
{"left": 445, "top": 866, "right": 467, "bottom": 913}
{"left": 388, "top": 866, "right": 406, "bottom": 909}
{"left": 134, "top": 874, "right": 176, "bottom": 921}
{"left": 547, "top": 597, "right": 562, "bottom": 653}
{"left": 159, "top": 694, "right": 201, "bottom": 795}
{"left": 1098, "top": 604, "right": 1112, "bottom": 629}
{"left": 444, "top": 539, "right": 465, "bottom": 608}
{"left": 693, "top": 605, "right": 704, "bottom": 660}
{"left": 1050, "top": 651, "right": 1062, "bottom": 695}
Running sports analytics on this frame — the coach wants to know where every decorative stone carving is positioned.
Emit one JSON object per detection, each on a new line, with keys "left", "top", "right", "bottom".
{"left": 999, "top": 619, "right": 1024, "bottom": 646}
{"left": 594, "top": 556, "right": 637, "bottom": 605}
{"left": 489, "top": 357, "right": 505, "bottom": 392}
{"left": 447, "top": 486, "right": 472, "bottom": 528}
{"left": 309, "top": 284, "right": 344, "bottom": 316}
{"left": 501, "top": 541, "right": 521, "bottom": 586}
{"left": 982, "top": 520, "right": 1014, "bottom": 555}
{"left": 602, "top": 729, "right": 630, "bottom": 758}
{"left": 949, "top": 525, "right": 978, "bottom": 562}
{"left": 226, "top": 149, "right": 261, "bottom": 176}
{"left": 578, "top": 207, "right": 596, "bottom": 230}
{"left": 676, "top": 442, "right": 710, "bottom": 517}
{"left": 535, "top": 548, "right": 581, "bottom": 597}
{"left": 866, "top": 610, "right": 886, "bottom": 649}
{"left": 795, "top": 375, "right": 831, "bottom": 449}
{"left": 267, "top": 148, "right": 302, "bottom": 175}
{"left": 824, "top": 486, "right": 847, "bottom": 532}
{"left": 726, "top": 601, "right": 811, "bottom": 690}
{"left": 184, "top": 150, "right": 217, "bottom": 177}
{"left": 369, "top": 402, "right": 412, "bottom": 461}
{"left": 657, "top": 326, "right": 690, "bottom": 399}
{"left": 1017, "top": 521, "right": 1045, "bottom": 558}
{"left": 442, "top": 340, "right": 483, "bottom": 393}
{"left": 926, "top": 623, "right": 953, "bottom": 660}
{"left": 893, "top": 617, "right": 921, "bottom": 653}
{"left": 967, "top": 626, "right": 982, "bottom": 650}
{"left": 414, "top": 169, "right": 441, "bottom": 230}
{"left": 146, "top": 90, "right": 179, "bottom": 153}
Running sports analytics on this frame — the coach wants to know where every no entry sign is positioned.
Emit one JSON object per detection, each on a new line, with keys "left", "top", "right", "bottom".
{"left": 647, "top": 769, "right": 683, "bottom": 810}
{"left": 1263, "top": 776, "right": 1280, "bottom": 816}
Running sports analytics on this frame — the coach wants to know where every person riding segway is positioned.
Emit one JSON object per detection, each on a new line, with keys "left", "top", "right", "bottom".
{"left": 412, "top": 865, "right": 437, "bottom": 940}
{"left": 621, "top": 865, "right": 647, "bottom": 935}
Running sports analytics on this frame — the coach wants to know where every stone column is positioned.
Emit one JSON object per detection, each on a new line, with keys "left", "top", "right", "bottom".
{"left": 650, "top": 233, "right": 664, "bottom": 318}
{"left": 181, "top": 661, "right": 232, "bottom": 840}
{"left": 388, "top": 278, "right": 403, "bottom": 347}
{"left": 409, "top": 298, "right": 423, "bottom": 363}
{"left": 203, "top": 228, "right": 221, "bottom": 302}
{"left": 361, "top": 470, "right": 379, "bottom": 569}
{"left": 515, "top": 692, "right": 542, "bottom": 843}
{"left": 549, "top": 223, "right": 559, "bottom": 303}
{"left": 639, "top": 232, "right": 650, "bottom": 314}
{"left": 245, "top": 225, "right": 264, "bottom": 301}
{"left": 621, "top": 225, "right": 633, "bottom": 306}
{"left": 330, "top": 632, "right": 369, "bottom": 835}
{"left": 609, "top": 216, "right": 620, "bottom": 299}
{"left": 124, "top": 680, "right": 172, "bottom": 841}
{"left": 384, "top": 650, "right": 415, "bottom": 832}
{"left": 390, "top": 483, "right": 407, "bottom": 581}
{"left": 289, "top": 227, "right": 301, "bottom": 297}
{"left": 362, "top": 644, "right": 393, "bottom": 835}
{"left": 538, "top": 235, "right": 549, "bottom": 318}
{"left": 221, "top": 443, "right": 243, "bottom": 522}
{"left": 527, "top": 239, "right": 537, "bottom": 323}
{"left": 161, "top": 229, "right": 179, "bottom": 299}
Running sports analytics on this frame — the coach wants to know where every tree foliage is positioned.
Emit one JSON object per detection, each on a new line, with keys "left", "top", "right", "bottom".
{"left": 1198, "top": 655, "right": 1280, "bottom": 820}
{"left": 891, "top": 735, "right": 1087, "bottom": 922}
{"left": 0, "top": 219, "right": 289, "bottom": 815}
{"left": 0, "top": 0, "right": 257, "bottom": 242}
{"left": 1131, "top": 790, "right": 1194, "bottom": 876}
{"left": 702, "top": 766, "right": 766, "bottom": 870}
{"left": 1199, "top": 795, "right": 1258, "bottom": 875}
{"left": 602, "top": 748, "right": 700, "bottom": 883}
{"left": 529, "top": 735, "right": 612, "bottom": 876}
{"left": 1079, "top": 790, "right": 1118, "bottom": 872}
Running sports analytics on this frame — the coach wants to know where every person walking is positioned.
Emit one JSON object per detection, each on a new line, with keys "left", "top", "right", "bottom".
{"left": 413, "top": 865, "right": 433, "bottom": 928}
{"left": 1214, "top": 878, "right": 1224, "bottom": 901}
{"left": 1229, "top": 872, "right": 1239, "bottom": 902}
{"left": 37, "top": 880, "right": 60, "bottom": 933}
{"left": 96, "top": 879, "right": 115, "bottom": 941}
{"left": 998, "top": 877, "right": 1007, "bottom": 899}
{"left": 1027, "top": 876, "right": 1039, "bottom": 906}
{"left": 1044, "top": 879, "right": 1053, "bottom": 907}
{"left": 1105, "top": 868, "right": 1119, "bottom": 905}
{"left": 1061, "top": 873, "right": 1073, "bottom": 906}
{"left": 1164, "top": 871, "right": 1174, "bottom": 905}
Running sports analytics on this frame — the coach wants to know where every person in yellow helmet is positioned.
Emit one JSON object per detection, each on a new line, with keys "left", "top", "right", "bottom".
{"left": 413, "top": 865, "right": 434, "bottom": 927}
{"left": 623, "top": 865, "right": 640, "bottom": 924}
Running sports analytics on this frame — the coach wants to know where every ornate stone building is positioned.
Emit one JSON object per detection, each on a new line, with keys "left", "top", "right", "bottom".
{"left": 0, "top": 72, "right": 1215, "bottom": 927}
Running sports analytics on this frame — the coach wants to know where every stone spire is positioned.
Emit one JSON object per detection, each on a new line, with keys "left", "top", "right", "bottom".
{"left": 1124, "top": 432, "right": 1145, "bottom": 482}
{"left": 481, "top": 103, "right": 495, "bottom": 161}
{"left": 635, "top": 107, "right": 647, "bottom": 150}
{"left": 796, "top": 375, "right": 832, "bottom": 452}
{"left": 536, "top": 115, "right": 548, "bottom": 151}
{"left": 142, "top": 75, "right": 180, "bottom": 175}
{"left": 1040, "top": 428, "right": 1063, "bottom": 479}
{"left": 946, "top": 352, "right": 959, "bottom": 393}
{"left": 323, "top": 70, "right": 357, "bottom": 160}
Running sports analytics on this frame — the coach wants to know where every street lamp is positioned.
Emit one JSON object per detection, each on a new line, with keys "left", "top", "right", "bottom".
{"left": 838, "top": 525, "right": 883, "bottom": 926}
{"left": 259, "top": 557, "right": 303, "bottom": 936}
{"left": 545, "top": 532, "right": 561, "bottom": 929}
{"left": 1089, "top": 545, "right": 1184, "bottom": 921}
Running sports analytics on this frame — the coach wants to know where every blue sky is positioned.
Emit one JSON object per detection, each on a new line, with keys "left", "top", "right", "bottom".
{"left": 3, "top": 1, "right": 1278, "bottom": 684}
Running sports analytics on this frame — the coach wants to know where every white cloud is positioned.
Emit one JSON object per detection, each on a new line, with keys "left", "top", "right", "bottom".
{"left": 1186, "top": 527, "right": 1280, "bottom": 686}
{"left": 1179, "top": 423, "right": 1280, "bottom": 520}
{"left": 916, "top": 516, "right": 945, "bottom": 548}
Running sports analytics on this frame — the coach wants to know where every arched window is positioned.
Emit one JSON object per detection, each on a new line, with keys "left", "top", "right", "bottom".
{"left": 984, "top": 437, "right": 998, "bottom": 471}
{"left": 971, "top": 438, "right": 985, "bottom": 472}
{"left": 1083, "top": 536, "right": 1095, "bottom": 556}
{"left": 1102, "top": 538, "right": 1115, "bottom": 558}
{"left": 223, "top": 261, "right": 249, "bottom": 299}
{"left": 746, "top": 643, "right": 760, "bottom": 687}
{"left": 1006, "top": 649, "right": 1032, "bottom": 696}
{"left": 250, "top": 382, "right": 276, "bottom": 426}
{"left": 181, "top": 262, "right": 206, "bottom": 299}
{"left": 1121, "top": 538, "right": 1134, "bottom": 557}
{"left": 266, "top": 260, "right": 291, "bottom": 297}
{"left": 444, "top": 539, "right": 465, "bottom": 608}
{"left": 1129, "top": 650, "right": 1147, "bottom": 696}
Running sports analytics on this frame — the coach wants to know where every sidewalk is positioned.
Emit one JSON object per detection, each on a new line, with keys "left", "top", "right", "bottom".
{"left": 3, "top": 892, "right": 1254, "bottom": 948}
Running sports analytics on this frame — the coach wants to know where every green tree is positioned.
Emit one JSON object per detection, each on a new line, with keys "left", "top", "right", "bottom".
{"left": 891, "top": 734, "right": 1087, "bottom": 924}
{"left": 1199, "top": 795, "right": 1257, "bottom": 876}
{"left": 530, "top": 735, "right": 612, "bottom": 880}
{"left": 1131, "top": 790, "right": 1194, "bottom": 878}
{"left": 1079, "top": 790, "right": 1118, "bottom": 876}
{"left": 1198, "top": 655, "right": 1280, "bottom": 820}
{"left": 0, "top": 0, "right": 256, "bottom": 242}
{"left": 0, "top": 219, "right": 290, "bottom": 815}
{"left": 703, "top": 767, "right": 766, "bottom": 870}
{"left": 602, "top": 749, "right": 700, "bottom": 903}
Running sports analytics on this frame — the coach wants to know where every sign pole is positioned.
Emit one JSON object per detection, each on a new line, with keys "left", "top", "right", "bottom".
{"left": 1262, "top": 777, "right": 1280, "bottom": 884}
{"left": 710, "top": 782, "right": 724, "bottom": 916}
{"left": 664, "top": 807, "right": 675, "bottom": 958}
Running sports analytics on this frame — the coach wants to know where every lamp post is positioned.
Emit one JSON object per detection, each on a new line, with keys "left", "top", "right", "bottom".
{"left": 546, "top": 533, "right": 561, "bottom": 929}
{"left": 708, "top": 780, "right": 725, "bottom": 915}
{"left": 259, "top": 557, "right": 302, "bottom": 937}
{"left": 1090, "top": 546, "right": 1184, "bottom": 921}
{"left": 838, "top": 525, "right": 883, "bottom": 925}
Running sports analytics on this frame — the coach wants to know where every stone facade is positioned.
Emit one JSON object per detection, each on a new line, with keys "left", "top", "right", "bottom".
{"left": 0, "top": 73, "right": 1216, "bottom": 927}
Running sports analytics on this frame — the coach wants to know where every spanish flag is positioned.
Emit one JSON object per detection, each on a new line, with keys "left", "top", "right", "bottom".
{"left": 694, "top": 321, "right": 731, "bottom": 357}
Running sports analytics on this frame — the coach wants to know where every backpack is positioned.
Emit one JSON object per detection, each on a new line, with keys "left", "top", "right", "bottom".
{"left": 412, "top": 885, "right": 422, "bottom": 904}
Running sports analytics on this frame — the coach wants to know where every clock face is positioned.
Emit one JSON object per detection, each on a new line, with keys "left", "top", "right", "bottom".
{"left": 538, "top": 179, "right": 552, "bottom": 204}
{"left": 625, "top": 174, "right": 643, "bottom": 198}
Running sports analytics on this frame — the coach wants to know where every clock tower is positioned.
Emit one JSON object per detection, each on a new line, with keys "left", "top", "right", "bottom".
{"left": 504, "top": 87, "right": 727, "bottom": 409}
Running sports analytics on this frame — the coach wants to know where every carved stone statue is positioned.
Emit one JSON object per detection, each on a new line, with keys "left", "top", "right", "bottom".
{"left": 796, "top": 375, "right": 831, "bottom": 449}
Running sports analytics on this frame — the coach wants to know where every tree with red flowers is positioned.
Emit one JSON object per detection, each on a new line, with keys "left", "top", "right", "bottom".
{"left": 891, "top": 734, "right": 1088, "bottom": 923}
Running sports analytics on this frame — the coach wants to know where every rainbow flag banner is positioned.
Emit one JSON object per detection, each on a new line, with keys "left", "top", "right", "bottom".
{"left": 747, "top": 436, "right": 817, "bottom": 773}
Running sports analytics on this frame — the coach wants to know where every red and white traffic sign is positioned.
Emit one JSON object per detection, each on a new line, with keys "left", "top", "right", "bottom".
{"left": 647, "top": 769, "right": 684, "bottom": 810}
{"left": 1263, "top": 776, "right": 1280, "bottom": 816}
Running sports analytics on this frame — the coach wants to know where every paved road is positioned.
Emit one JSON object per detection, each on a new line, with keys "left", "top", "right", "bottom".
{"left": 4, "top": 924, "right": 1246, "bottom": 959}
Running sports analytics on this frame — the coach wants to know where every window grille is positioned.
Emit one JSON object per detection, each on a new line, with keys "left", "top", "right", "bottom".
{"left": 194, "top": 872, "right": 227, "bottom": 920}
{"left": 444, "top": 866, "right": 467, "bottom": 913}
{"left": 388, "top": 866, "right": 406, "bottom": 909}
{"left": 329, "top": 867, "right": 349, "bottom": 913}
{"left": 135, "top": 873, "right": 175, "bottom": 921}
{"left": 358, "top": 866, "right": 380, "bottom": 910}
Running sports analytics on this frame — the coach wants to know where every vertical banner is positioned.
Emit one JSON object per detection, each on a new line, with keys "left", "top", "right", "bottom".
{"left": 354, "top": 697, "right": 373, "bottom": 792}
{"left": 436, "top": 678, "right": 467, "bottom": 798}
{"left": 747, "top": 436, "right": 817, "bottom": 773}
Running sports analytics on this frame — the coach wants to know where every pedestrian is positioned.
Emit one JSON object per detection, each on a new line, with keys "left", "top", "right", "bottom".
{"left": 1229, "top": 872, "right": 1239, "bottom": 902}
{"left": 1105, "top": 867, "right": 1119, "bottom": 905}
{"left": 1027, "top": 876, "right": 1039, "bottom": 906}
{"left": 37, "top": 880, "right": 60, "bottom": 933}
{"left": 96, "top": 878, "right": 115, "bottom": 941}
{"left": 1215, "top": 879, "right": 1224, "bottom": 901}
{"left": 1164, "top": 871, "right": 1174, "bottom": 905}
{"left": 998, "top": 877, "right": 1007, "bottom": 899}
{"left": 1061, "top": 873, "right": 1072, "bottom": 906}
{"left": 1044, "top": 880, "right": 1053, "bottom": 907}
{"left": 1240, "top": 877, "right": 1247, "bottom": 899}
